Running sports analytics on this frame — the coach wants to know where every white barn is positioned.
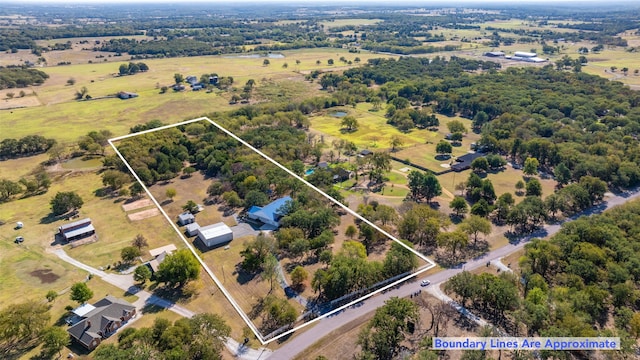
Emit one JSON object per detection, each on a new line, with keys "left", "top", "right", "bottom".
{"left": 197, "top": 223, "right": 233, "bottom": 248}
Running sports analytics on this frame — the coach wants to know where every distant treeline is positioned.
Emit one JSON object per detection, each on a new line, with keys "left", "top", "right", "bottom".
{"left": 485, "top": 26, "right": 628, "bottom": 47}
{"left": 0, "top": 67, "right": 49, "bottom": 89}
{"left": 361, "top": 43, "right": 459, "bottom": 55}
{"left": 0, "top": 135, "right": 56, "bottom": 159}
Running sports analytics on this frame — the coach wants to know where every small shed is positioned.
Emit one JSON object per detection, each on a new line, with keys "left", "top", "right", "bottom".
{"left": 177, "top": 212, "right": 195, "bottom": 226}
{"left": 185, "top": 222, "right": 200, "bottom": 237}
{"left": 197, "top": 223, "right": 233, "bottom": 248}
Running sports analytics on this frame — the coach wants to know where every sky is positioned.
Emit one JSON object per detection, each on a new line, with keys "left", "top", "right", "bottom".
{"left": 12, "top": 0, "right": 637, "bottom": 3}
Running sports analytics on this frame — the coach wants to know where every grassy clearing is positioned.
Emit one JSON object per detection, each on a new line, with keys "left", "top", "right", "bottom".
{"left": 0, "top": 153, "right": 49, "bottom": 181}
{"left": 310, "top": 102, "right": 478, "bottom": 157}
{"left": 198, "top": 237, "right": 305, "bottom": 317}
{"left": 436, "top": 167, "right": 557, "bottom": 203}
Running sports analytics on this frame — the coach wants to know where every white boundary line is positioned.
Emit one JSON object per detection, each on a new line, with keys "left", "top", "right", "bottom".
{"left": 109, "top": 117, "right": 437, "bottom": 345}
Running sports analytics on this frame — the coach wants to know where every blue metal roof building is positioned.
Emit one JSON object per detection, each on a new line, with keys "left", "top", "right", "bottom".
{"left": 247, "top": 196, "right": 292, "bottom": 229}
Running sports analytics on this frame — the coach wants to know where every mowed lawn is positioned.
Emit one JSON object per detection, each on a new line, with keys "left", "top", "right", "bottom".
{"left": 437, "top": 166, "right": 557, "bottom": 202}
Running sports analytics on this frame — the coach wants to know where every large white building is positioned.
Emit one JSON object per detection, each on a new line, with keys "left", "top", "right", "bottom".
{"left": 197, "top": 222, "right": 233, "bottom": 248}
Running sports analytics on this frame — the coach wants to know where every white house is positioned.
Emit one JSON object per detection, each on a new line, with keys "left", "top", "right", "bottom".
{"left": 177, "top": 212, "right": 195, "bottom": 226}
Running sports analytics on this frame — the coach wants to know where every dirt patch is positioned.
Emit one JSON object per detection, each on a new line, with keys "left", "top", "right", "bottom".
{"left": 127, "top": 208, "right": 160, "bottom": 221}
{"left": 122, "top": 198, "right": 153, "bottom": 212}
{"left": 29, "top": 269, "right": 60, "bottom": 284}
{"left": 0, "top": 94, "right": 41, "bottom": 109}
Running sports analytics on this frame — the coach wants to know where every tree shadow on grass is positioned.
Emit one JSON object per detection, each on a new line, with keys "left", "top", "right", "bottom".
{"left": 235, "top": 268, "right": 257, "bottom": 285}
{"left": 152, "top": 285, "right": 189, "bottom": 304}
{"left": 142, "top": 303, "right": 166, "bottom": 314}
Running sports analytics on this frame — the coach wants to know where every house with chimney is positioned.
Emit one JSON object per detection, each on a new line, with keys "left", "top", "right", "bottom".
{"left": 67, "top": 295, "right": 137, "bottom": 351}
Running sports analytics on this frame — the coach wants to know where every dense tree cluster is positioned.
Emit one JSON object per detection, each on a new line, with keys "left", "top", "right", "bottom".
{"left": 443, "top": 200, "right": 640, "bottom": 355}
{"left": 118, "top": 61, "right": 149, "bottom": 75}
{"left": 358, "top": 297, "right": 420, "bottom": 360}
{"left": 0, "top": 67, "right": 49, "bottom": 89}
{"left": 313, "top": 240, "right": 418, "bottom": 301}
{"left": 94, "top": 314, "right": 230, "bottom": 360}
{"left": 0, "top": 135, "right": 56, "bottom": 159}
{"left": 446, "top": 271, "right": 520, "bottom": 321}
{"left": 0, "top": 301, "right": 53, "bottom": 356}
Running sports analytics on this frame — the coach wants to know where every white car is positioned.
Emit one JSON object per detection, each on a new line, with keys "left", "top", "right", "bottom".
{"left": 420, "top": 280, "right": 431, "bottom": 287}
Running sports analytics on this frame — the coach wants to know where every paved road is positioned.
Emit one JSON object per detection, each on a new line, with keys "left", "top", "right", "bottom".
{"left": 50, "top": 248, "right": 271, "bottom": 360}
{"left": 268, "top": 188, "right": 640, "bottom": 359}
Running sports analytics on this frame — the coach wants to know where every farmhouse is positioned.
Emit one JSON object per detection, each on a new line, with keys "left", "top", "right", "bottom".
{"left": 451, "top": 152, "right": 485, "bottom": 172}
{"left": 149, "top": 244, "right": 177, "bottom": 258}
{"left": 333, "top": 167, "right": 353, "bottom": 182}
{"left": 67, "top": 296, "right": 136, "bottom": 351}
{"left": 177, "top": 212, "right": 195, "bottom": 226}
{"left": 197, "top": 222, "right": 233, "bottom": 248}
{"left": 118, "top": 91, "right": 138, "bottom": 99}
{"left": 147, "top": 244, "right": 177, "bottom": 272}
{"left": 59, "top": 218, "right": 95, "bottom": 242}
{"left": 247, "top": 196, "right": 292, "bottom": 229}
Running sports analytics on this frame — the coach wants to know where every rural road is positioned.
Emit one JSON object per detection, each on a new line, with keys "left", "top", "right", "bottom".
{"left": 50, "top": 248, "right": 271, "bottom": 360}
{"left": 268, "top": 187, "right": 640, "bottom": 359}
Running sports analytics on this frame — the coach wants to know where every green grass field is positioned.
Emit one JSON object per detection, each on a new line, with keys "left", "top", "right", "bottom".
{"left": 436, "top": 167, "right": 557, "bottom": 202}
{"left": 0, "top": 49, "right": 395, "bottom": 143}
{"left": 309, "top": 102, "right": 478, "bottom": 154}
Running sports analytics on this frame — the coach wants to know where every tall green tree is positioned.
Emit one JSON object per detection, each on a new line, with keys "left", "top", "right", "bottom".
{"left": 437, "top": 230, "right": 468, "bottom": 259}
{"left": 156, "top": 249, "right": 200, "bottom": 288}
{"left": 450, "top": 196, "right": 468, "bottom": 217}
{"left": 435, "top": 140, "right": 452, "bottom": 156}
{"left": 358, "top": 297, "right": 419, "bottom": 360}
{"left": 340, "top": 116, "right": 358, "bottom": 131}
{"left": 523, "top": 157, "right": 539, "bottom": 177}
{"left": 40, "top": 326, "right": 70, "bottom": 359}
{"left": 50, "top": 191, "right": 83, "bottom": 215}
{"left": 70, "top": 282, "right": 93, "bottom": 304}
{"left": 134, "top": 265, "right": 152, "bottom": 284}
{"left": 407, "top": 171, "right": 442, "bottom": 203}
{"left": 459, "top": 215, "right": 492, "bottom": 247}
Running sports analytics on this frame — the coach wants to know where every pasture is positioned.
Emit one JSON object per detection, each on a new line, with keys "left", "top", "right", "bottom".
{"left": 0, "top": 48, "right": 394, "bottom": 143}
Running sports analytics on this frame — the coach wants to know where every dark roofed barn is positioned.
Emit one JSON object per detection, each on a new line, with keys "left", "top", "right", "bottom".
{"left": 59, "top": 218, "right": 95, "bottom": 242}
{"left": 451, "top": 152, "right": 485, "bottom": 172}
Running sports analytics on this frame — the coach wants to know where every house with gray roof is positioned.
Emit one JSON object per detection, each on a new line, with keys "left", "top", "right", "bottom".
{"left": 67, "top": 295, "right": 136, "bottom": 351}
{"left": 177, "top": 212, "right": 195, "bottom": 226}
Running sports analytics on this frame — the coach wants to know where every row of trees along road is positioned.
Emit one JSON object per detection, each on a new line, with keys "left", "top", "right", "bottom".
{"left": 443, "top": 200, "right": 640, "bottom": 358}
